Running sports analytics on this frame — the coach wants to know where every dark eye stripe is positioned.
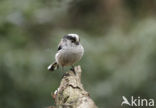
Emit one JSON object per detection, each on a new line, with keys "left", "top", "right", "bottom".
{"left": 63, "top": 35, "right": 76, "bottom": 41}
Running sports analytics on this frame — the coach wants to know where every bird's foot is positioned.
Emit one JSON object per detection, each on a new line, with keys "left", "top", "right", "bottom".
{"left": 70, "top": 66, "right": 76, "bottom": 75}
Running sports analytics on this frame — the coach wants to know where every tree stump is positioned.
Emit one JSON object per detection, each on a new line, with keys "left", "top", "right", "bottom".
{"left": 51, "top": 65, "right": 98, "bottom": 108}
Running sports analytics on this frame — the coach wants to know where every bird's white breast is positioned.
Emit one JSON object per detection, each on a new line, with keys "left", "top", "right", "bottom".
{"left": 55, "top": 44, "right": 84, "bottom": 66}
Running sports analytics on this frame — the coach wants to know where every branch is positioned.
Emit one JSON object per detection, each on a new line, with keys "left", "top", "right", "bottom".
{"left": 51, "top": 65, "right": 98, "bottom": 108}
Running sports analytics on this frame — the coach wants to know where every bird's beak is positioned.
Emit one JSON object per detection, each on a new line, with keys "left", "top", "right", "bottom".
{"left": 75, "top": 41, "right": 79, "bottom": 45}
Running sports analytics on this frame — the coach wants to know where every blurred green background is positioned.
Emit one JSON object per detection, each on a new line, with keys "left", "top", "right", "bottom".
{"left": 0, "top": 0, "right": 156, "bottom": 108}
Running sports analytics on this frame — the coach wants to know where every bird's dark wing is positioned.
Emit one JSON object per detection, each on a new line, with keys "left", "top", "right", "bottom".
{"left": 57, "top": 45, "right": 62, "bottom": 51}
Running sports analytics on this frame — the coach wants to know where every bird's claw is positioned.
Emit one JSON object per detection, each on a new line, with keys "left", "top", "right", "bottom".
{"left": 70, "top": 66, "right": 76, "bottom": 75}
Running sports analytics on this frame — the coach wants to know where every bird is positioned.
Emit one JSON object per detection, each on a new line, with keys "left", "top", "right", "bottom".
{"left": 48, "top": 34, "right": 84, "bottom": 72}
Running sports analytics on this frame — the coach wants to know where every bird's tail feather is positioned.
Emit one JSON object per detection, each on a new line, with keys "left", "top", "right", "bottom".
{"left": 48, "top": 62, "right": 59, "bottom": 71}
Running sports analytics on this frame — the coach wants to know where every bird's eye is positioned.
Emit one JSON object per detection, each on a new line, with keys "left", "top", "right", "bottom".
{"left": 65, "top": 36, "right": 77, "bottom": 42}
{"left": 71, "top": 37, "right": 76, "bottom": 42}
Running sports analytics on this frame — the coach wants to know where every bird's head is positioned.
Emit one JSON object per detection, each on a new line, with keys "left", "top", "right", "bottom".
{"left": 63, "top": 34, "right": 80, "bottom": 45}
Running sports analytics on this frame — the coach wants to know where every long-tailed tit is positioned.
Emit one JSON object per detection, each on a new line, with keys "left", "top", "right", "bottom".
{"left": 48, "top": 34, "right": 84, "bottom": 71}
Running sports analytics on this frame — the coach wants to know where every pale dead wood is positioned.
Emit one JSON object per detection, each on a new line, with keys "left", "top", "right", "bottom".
{"left": 51, "top": 65, "right": 98, "bottom": 108}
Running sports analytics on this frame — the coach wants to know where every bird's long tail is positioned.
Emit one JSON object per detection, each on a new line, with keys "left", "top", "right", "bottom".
{"left": 48, "top": 62, "right": 59, "bottom": 71}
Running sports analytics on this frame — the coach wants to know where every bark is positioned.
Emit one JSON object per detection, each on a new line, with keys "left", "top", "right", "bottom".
{"left": 51, "top": 65, "right": 98, "bottom": 108}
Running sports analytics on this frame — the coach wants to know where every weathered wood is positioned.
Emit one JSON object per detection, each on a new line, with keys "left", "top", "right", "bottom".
{"left": 52, "top": 65, "right": 98, "bottom": 108}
